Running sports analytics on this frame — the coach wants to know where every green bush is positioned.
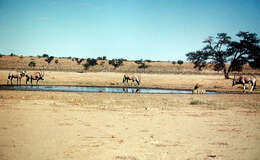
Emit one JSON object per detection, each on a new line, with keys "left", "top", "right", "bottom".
{"left": 190, "top": 100, "right": 205, "bottom": 105}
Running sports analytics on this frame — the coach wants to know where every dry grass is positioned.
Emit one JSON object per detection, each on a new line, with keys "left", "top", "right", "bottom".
{"left": 1, "top": 55, "right": 260, "bottom": 74}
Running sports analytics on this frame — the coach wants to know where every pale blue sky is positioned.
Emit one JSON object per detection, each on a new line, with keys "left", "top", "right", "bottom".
{"left": 0, "top": 0, "right": 259, "bottom": 61}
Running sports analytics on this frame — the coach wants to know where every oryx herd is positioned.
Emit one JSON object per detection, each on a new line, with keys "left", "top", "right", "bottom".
{"left": 192, "top": 74, "right": 257, "bottom": 93}
{"left": 7, "top": 70, "right": 45, "bottom": 86}
{"left": 6, "top": 70, "right": 257, "bottom": 93}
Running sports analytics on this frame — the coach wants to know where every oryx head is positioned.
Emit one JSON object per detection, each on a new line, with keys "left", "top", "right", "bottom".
{"left": 232, "top": 75, "right": 235, "bottom": 86}
{"left": 232, "top": 74, "right": 239, "bottom": 86}
{"left": 40, "top": 71, "right": 45, "bottom": 80}
{"left": 39, "top": 66, "right": 45, "bottom": 80}
{"left": 21, "top": 70, "right": 27, "bottom": 77}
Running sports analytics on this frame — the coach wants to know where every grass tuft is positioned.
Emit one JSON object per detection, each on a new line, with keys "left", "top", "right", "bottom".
{"left": 190, "top": 100, "right": 205, "bottom": 105}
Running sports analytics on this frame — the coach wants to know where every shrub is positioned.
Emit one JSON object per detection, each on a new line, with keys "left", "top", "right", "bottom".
{"left": 138, "top": 62, "right": 149, "bottom": 71}
{"left": 109, "top": 58, "right": 124, "bottom": 69}
{"left": 76, "top": 58, "right": 84, "bottom": 64}
{"left": 10, "top": 53, "right": 17, "bottom": 56}
{"left": 28, "top": 61, "right": 36, "bottom": 67}
{"left": 172, "top": 61, "right": 176, "bottom": 65}
{"left": 190, "top": 100, "right": 205, "bottom": 105}
{"left": 177, "top": 60, "right": 184, "bottom": 65}
{"left": 55, "top": 59, "right": 59, "bottom": 64}
{"left": 134, "top": 59, "right": 143, "bottom": 64}
{"left": 145, "top": 59, "right": 152, "bottom": 63}
{"left": 45, "top": 56, "right": 54, "bottom": 64}
{"left": 97, "top": 57, "right": 103, "bottom": 60}
{"left": 42, "top": 54, "right": 49, "bottom": 58}
{"left": 83, "top": 58, "right": 98, "bottom": 70}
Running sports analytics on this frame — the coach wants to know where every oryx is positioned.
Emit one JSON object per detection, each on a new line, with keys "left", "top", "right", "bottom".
{"left": 232, "top": 75, "right": 256, "bottom": 92}
{"left": 122, "top": 74, "right": 141, "bottom": 86}
{"left": 192, "top": 83, "right": 206, "bottom": 94}
{"left": 26, "top": 71, "right": 45, "bottom": 85}
{"left": 7, "top": 71, "right": 27, "bottom": 85}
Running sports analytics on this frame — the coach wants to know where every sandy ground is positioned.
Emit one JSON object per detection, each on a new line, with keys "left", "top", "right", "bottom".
{"left": 0, "top": 90, "right": 260, "bottom": 160}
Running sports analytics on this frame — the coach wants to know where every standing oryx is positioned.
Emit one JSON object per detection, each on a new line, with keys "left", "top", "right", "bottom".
{"left": 192, "top": 83, "right": 206, "bottom": 94}
{"left": 123, "top": 74, "right": 141, "bottom": 86}
{"left": 26, "top": 71, "right": 45, "bottom": 85}
{"left": 232, "top": 75, "right": 257, "bottom": 92}
{"left": 7, "top": 71, "right": 27, "bottom": 85}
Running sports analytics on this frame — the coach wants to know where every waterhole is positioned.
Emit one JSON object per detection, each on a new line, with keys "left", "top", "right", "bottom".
{"left": 0, "top": 85, "right": 220, "bottom": 94}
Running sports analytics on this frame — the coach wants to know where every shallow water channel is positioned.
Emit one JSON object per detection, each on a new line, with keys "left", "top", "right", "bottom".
{"left": 0, "top": 85, "right": 220, "bottom": 94}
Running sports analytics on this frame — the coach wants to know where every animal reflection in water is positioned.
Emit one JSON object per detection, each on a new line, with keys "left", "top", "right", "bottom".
{"left": 122, "top": 87, "right": 141, "bottom": 93}
{"left": 122, "top": 74, "right": 141, "bottom": 86}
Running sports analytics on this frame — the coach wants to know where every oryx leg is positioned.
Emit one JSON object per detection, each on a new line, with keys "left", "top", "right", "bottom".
{"left": 10, "top": 77, "right": 13, "bottom": 85}
{"left": 19, "top": 77, "right": 21, "bottom": 85}
{"left": 243, "top": 84, "right": 246, "bottom": 93}
{"left": 250, "top": 82, "right": 254, "bottom": 92}
{"left": 136, "top": 80, "right": 140, "bottom": 86}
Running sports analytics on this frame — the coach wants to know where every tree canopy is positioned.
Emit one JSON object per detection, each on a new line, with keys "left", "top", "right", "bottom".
{"left": 186, "top": 31, "right": 260, "bottom": 79}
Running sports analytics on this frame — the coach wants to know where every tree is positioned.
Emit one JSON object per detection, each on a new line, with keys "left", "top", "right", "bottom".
{"left": 186, "top": 32, "right": 260, "bottom": 79}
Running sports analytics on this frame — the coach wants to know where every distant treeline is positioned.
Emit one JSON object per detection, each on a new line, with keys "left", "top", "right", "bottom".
{"left": 0, "top": 53, "right": 184, "bottom": 71}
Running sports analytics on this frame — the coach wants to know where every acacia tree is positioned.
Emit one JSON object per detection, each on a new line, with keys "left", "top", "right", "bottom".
{"left": 186, "top": 32, "right": 260, "bottom": 79}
